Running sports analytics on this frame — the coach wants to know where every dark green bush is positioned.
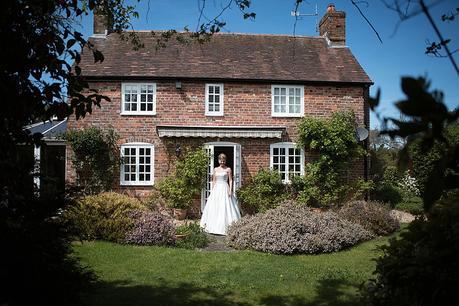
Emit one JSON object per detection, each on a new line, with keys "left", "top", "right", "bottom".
{"left": 227, "top": 201, "right": 373, "bottom": 254}
{"left": 395, "top": 195, "right": 424, "bottom": 215}
{"left": 337, "top": 201, "right": 400, "bottom": 236}
{"left": 64, "top": 192, "right": 147, "bottom": 242}
{"left": 175, "top": 222, "right": 210, "bottom": 249}
{"left": 236, "top": 169, "right": 287, "bottom": 213}
{"left": 365, "top": 194, "right": 459, "bottom": 306}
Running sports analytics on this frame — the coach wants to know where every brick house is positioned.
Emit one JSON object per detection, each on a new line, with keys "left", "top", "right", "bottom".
{"left": 66, "top": 5, "right": 372, "bottom": 212}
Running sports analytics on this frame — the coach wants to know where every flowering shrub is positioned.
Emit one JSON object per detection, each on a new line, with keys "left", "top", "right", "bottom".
{"left": 227, "top": 201, "right": 373, "bottom": 254}
{"left": 125, "top": 210, "right": 175, "bottom": 246}
{"left": 337, "top": 201, "right": 400, "bottom": 236}
{"left": 64, "top": 192, "right": 147, "bottom": 242}
{"left": 398, "top": 171, "right": 420, "bottom": 196}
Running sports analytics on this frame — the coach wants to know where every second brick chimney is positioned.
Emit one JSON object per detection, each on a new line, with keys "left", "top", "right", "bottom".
{"left": 319, "top": 3, "right": 346, "bottom": 46}
{"left": 93, "top": 3, "right": 112, "bottom": 36}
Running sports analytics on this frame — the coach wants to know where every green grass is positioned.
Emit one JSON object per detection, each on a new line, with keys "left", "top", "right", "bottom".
{"left": 73, "top": 232, "right": 399, "bottom": 306}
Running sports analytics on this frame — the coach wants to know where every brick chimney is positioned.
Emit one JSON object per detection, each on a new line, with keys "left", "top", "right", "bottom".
{"left": 93, "top": 3, "right": 112, "bottom": 35}
{"left": 319, "top": 3, "right": 346, "bottom": 46}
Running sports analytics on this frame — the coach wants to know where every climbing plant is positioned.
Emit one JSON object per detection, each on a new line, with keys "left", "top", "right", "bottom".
{"left": 65, "top": 127, "right": 119, "bottom": 194}
{"left": 296, "top": 111, "right": 369, "bottom": 206}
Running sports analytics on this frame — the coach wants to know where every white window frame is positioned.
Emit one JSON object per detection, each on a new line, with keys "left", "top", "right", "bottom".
{"left": 205, "top": 83, "right": 224, "bottom": 116}
{"left": 121, "top": 83, "right": 156, "bottom": 115}
{"left": 270, "top": 142, "right": 305, "bottom": 183}
{"left": 271, "top": 85, "right": 304, "bottom": 117}
{"left": 120, "top": 143, "right": 154, "bottom": 186}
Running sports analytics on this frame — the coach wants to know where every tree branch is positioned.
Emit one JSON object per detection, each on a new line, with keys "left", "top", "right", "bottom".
{"left": 420, "top": 0, "right": 459, "bottom": 75}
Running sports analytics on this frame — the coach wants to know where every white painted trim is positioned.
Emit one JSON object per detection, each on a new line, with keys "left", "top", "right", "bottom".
{"left": 269, "top": 142, "right": 305, "bottom": 183}
{"left": 34, "top": 146, "right": 41, "bottom": 193}
{"left": 120, "top": 143, "right": 154, "bottom": 186}
{"left": 271, "top": 85, "right": 304, "bottom": 117}
{"left": 120, "top": 83, "right": 157, "bottom": 116}
{"left": 205, "top": 83, "right": 224, "bottom": 116}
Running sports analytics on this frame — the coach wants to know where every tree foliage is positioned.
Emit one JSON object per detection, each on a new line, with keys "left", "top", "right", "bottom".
{"left": 0, "top": 1, "right": 139, "bottom": 305}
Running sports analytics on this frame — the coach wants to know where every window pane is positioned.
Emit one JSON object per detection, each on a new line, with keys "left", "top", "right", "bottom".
{"left": 148, "top": 95, "right": 153, "bottom": 102}
{"left": 130, "top": 148, "right": 136, "bottom": 155}
{"left": 124, "top": 148, "right": 130, "bottom": 155}
{"left": 209, "top": 86, "right": 214, "bottom": 94}
{"left": 125, "top": 94, "right": 130, "bottom": 102}
{"left": 139, "top": 148, "right": 144, "bottom": 155}
{"left": 140, "top": 103, "right": 146, "bottom": 111}
{"left": 145, "top": 174, "right": 150, "bottom": 181}
{"left": 280, "top": 96, "right": 286, "bottom": 105}
{"left": 131, "top": 104, "right": 137, "bottom": 111}
{"left": 274, "top": 87, "right": 280, "bottom": 95}
{"left": 145, "top": 148, "right": 150, "bottom": 155}
{"left": 273, "top": 156, "right": 279, "bottom": 163}
{"left": 274, "top": 105, "right": 280, "bottom": 113}
{"left": 124, "top": 103, "right": 130, "bottom": 111}
{"left": 289, "top": 148, "right": 294, "bottom": 155}
{"left": 132, "top": 95, "right": 137, "bottom": 102}
{"left": 274, "top": 96, "right": 279, "bottom": 105}
{"left": 273, "top": 148, "right": 279, "bottom": 155}
{"left": 140, "top": 85, "right": 147, "bottom": 93}
{"left": 147, "top": 104, "right": 153, "bottom": 111}
{"left": 280, "top": 148, "right": 285, "bottom": 155}
{"left": 214, "top": 105, "right": 220, "bottom": 112}
{"left": 214, "top": 86, "right": 220, "bottom": 94}
{"left": 289, "top": 88, "right": 294, "bottom": 96}
{"left": 124, "top": 165, "right": 129, "bottom": 172}
{"left": 281, "top": 105, "right": 286, "bottom": 113}
{"left": 295, "top": 88, "right": 301, "bottom": 95}
{"left": 125, "top": 174, "right": 129, "bottom": 181}
{"left": 295, "top": 105, "right": 300, "bottom": 113}
{"left": 146, "top": 165, "right": 150, "bottom": 172}
{"left": 131, "top": 174, "right": 135, "bottom": 181}
{"left": 141, "top": 95, "right": 146, "bottom": 102}
{"left": 209, "top": 95, "right": 214, "bottom": 103}
{"left": 289, "top": 105, "right": 294, "bottom": 113}
{"left": 214, "top": 95, "right": 220, "bottom": 103}
{"left": 281, "top": 88, "right": 286, "bottom": 95}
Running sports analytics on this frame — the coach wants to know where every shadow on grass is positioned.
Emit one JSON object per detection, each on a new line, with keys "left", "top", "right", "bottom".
{"left": 83, "top": 277, "right": 365, "bottom": 306}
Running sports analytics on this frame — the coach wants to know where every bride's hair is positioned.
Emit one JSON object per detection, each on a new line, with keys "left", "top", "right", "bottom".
{"left": 218, "top": 153, "right": 227, "bottom": 160}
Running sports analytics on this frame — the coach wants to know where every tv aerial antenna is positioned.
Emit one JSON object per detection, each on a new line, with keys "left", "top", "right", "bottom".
{"left": 291, "top": 4, "right": 319, "bottom": 34}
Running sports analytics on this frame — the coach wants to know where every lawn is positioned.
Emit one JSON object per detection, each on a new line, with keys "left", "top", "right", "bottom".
{"left": 74, "top": 233, "right": 397, "bottom": 306}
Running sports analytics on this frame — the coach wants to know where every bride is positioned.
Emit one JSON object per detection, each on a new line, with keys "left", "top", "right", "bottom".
{"left": 200, "top": 153, "right": 241, "bottom": 235}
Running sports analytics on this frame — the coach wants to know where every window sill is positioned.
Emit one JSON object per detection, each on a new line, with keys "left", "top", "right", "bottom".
{"left": 205, "top": 113, "right": 224, "bottom": 117}
{"left": 271, "top": 113, "right": 304, "bottom": 118}
{"left": 121, "top": 112, "right": 156, "bottom": 116}
{"left": 120, "top": 181, "right": 154, "bottom": 186}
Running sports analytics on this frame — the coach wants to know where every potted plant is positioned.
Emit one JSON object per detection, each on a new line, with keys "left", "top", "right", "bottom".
{"left": 157, "top": 177, "right": 194, "bottom": 220}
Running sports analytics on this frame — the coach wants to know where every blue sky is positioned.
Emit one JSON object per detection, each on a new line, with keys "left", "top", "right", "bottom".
{"left": 76, "top": 0, "right": 458, "bottom": 129}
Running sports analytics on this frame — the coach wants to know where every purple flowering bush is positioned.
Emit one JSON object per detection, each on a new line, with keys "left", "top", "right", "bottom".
{"left": 125, "top": 210, "right": 176, "bottom": 246}
{"left": 336, "top": 200, "right": 400, "bottom": 236}
{"left": 227, "top": 201, "right": 373, "bottom": 254}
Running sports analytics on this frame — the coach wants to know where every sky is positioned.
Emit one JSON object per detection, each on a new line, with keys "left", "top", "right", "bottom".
{"left": 76, "top": 0, "right": 459, "bottom": 129}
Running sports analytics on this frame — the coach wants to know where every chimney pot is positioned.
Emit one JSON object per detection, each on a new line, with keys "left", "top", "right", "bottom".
{"left": 327, "top": 3, "right": 335, "bottom": 13}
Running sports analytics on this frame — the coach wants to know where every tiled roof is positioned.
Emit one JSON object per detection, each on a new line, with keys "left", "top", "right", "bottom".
{"left": 79, "top": 32, "right": 372, "bottom": 84}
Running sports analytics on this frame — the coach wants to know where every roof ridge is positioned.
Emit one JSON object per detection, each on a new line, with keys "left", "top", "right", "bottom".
{"left": 121, "top": 30, "right": 324, "bottom": 39}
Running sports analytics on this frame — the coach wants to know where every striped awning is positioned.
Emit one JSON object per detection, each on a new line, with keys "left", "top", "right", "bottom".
{"left": 156, "top": 125, "right": 285, "bottom": 138}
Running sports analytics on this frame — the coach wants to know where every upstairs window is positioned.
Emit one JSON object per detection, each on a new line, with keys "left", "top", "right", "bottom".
{"left": 121, "top": 83, "right": 156, "bottom": 115}
{"left": 120, "top": 143, "right": 154, "bottom": 186}
{"left": 271, "top": 85, "right": 304, "bottom": 117}
{"left": 205, "top": 84, "right": 224, "bottom": 116}
{"left": 270, "top": 142, "right": 304, "bottom": 183}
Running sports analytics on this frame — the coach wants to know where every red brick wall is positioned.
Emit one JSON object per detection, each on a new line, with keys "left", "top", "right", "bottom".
{"left": 66, "top": 80, "right": 367, "bottom": 196}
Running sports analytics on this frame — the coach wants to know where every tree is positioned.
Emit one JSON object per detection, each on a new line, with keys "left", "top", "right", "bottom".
{"left": 0, "top": 1, "right": 139, "bottom": 305}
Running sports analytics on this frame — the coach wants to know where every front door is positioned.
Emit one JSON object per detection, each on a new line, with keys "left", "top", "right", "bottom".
{"left": 201, "top": 142, "right": 241, "bottom": 212}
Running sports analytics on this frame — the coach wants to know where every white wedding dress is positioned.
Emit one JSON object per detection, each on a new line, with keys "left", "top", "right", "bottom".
{"left": 200, "top": 169, "right": 241, "bottom": 235}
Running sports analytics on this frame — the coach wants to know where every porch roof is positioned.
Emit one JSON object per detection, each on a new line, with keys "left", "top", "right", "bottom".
{"left": 156, "top": 125, "right": 285, "bottom": 139}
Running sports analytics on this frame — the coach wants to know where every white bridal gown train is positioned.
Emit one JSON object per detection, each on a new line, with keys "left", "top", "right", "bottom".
{"left": 200, "top": 170, "right": 241, "bottom": 235}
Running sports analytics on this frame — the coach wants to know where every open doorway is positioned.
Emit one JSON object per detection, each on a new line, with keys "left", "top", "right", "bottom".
{"left": 213, "top": 146, "right": 234, "bottom": 172}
